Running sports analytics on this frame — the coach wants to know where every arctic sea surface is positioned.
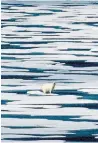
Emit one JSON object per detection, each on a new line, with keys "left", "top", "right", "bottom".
{"left": 1, "top": 0, "right": 98, "bottom": 142}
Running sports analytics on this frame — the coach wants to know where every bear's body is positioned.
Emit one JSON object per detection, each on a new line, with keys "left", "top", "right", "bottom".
{"left": 41, "top": 83, "right": 56, "bottom": 94}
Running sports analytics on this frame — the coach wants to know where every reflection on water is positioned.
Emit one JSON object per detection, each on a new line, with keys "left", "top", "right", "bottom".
{"left": 1, "top": 0, "right": 98, "bottom": 142}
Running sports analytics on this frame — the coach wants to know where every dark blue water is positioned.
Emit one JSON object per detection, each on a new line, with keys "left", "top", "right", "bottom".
{"left": 1, "top": 0, "right": 98, "bottom": 142}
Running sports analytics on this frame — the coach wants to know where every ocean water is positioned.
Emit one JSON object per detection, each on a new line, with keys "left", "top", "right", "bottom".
{"left": 1, "top": 0, "right": 98, "bottom": 142}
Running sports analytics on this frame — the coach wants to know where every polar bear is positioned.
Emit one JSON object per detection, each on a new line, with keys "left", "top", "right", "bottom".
{"left": 41, "top": 82, "right": 56, "bottom": 94}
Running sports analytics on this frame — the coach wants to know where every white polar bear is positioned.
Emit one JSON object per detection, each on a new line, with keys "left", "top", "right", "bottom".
{"left": 41, "top": 82, "right": 56, "bottom": 94}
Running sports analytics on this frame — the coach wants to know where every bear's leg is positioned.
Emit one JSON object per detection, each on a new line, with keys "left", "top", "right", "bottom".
{"left": 49, "top": 89, "right": 52, "bottom": 94}
{"left": 44, "top": 90, "right": 46, "bottom": 94}
{"left": 42, "top": 89, "right": 46, "bottom": 94}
